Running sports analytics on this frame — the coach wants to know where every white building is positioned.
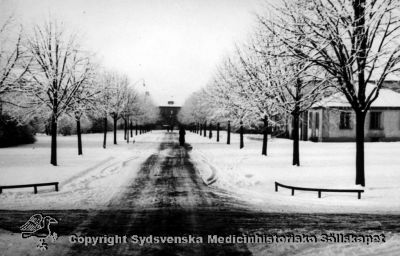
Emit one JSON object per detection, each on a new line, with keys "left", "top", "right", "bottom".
{"left": 308, "top": 86, "right": 400, "bottom": 142}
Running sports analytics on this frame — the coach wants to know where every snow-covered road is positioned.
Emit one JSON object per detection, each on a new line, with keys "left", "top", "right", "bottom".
{"left": 1, "top": 132, "right": 400, "bottom": 255}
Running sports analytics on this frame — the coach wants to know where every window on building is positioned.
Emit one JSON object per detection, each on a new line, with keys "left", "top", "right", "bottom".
{"left": 315, "top": 112, "right": 320, "bottom": 128}
{"left": 370, "top": 112, "right": 382, "bottom": 130}
{"left": 339, "top": 112, "right": 351, "bottom": 129}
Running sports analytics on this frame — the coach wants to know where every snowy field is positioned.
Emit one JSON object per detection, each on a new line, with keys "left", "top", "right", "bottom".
{"left": 1, "top": 130, "right": 400, "bottom": 213}
{"left": 188, "top": 130, "right": 400, "bottom": 214}
{"left": 0, "top": 131, "right": 161, "bottom": 210}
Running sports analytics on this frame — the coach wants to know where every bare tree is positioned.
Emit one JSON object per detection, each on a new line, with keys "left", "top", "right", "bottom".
{"left": 95, "top": 73, "right": 112, "bottom": 149}
{"left": 235, "top": 40, "right": 285, "bottom": 156}
{"left": 121, "top": 87, "right": 137, "bottom": 143}
{"left": 0, "top": 16, "right": 29, "bottom": 113}
{"left": 140, "top": 93, "right": 160, "bottom": 125}
{"left": 207, "top": 58, "right": 261, "bottom": 149}
{"left": 264, "top": 0, "right": 400, "bottom": 185}
{"left": 178, "top": 89, "right": 212, "bottom": 127}
{"left": 23, "top": 20, "right": 92, "bottom": 165}
{"left": 267, "top": 55, "right": 328, "bottom": 166}
{"left": 107, "top": 72, "right": 129, "bottom": 145}
{"left": 131, "top": 92, "right": 159, "bottom": 132}
{"left": 66, "top": 66, "right": 97, "bottom": 155}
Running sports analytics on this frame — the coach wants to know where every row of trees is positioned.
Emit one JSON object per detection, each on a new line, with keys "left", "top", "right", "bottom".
{"left": 0, "top": 18, "right": 159, "bottom": 165}
{"left": 179, "top": 0, "right": 400, "bottom": 187}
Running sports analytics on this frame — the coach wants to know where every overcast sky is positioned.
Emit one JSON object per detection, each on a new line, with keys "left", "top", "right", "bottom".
{"left": 1, "top": 0, "right": 268, "bottom": 105}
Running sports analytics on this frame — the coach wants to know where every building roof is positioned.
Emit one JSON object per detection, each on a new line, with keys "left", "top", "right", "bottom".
{"left": 312, "top": 84, "right": 400, "bottom": 108}
{"left": 383, "top": 80, "right": 400, "bottom": 93}
{"left": 159, "top": 105, "right": 181, "bottom": 108}
{"left": 158, "top": 97, "right": 183, "bottom": 108}
{"left": 159, "top": 100, "right": 181, "bottom": 108}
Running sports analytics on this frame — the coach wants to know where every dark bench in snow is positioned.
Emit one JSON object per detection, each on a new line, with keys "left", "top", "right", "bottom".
{"left": 275, "top": 181, "right": 364, "bottom": 199}
{"left": 0, "top": 182, "right": 59, "bottom": 194}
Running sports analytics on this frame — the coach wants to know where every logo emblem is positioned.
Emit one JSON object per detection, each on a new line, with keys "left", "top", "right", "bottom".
{"left": 20, "top": 214, "right": 58, "bottom": 251}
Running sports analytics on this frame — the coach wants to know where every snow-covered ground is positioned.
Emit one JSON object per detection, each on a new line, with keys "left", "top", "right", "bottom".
{"left": 2, "top": 129, "right": 400, "bottom": 214}
{"left": 1, "top": 130, "right": 400, "bottom": 255}
{"left": 188, "top": 131, "right": 400, "bottom": 214}
{"left": 0, "top": 131, "right": 161, "bottom": 210}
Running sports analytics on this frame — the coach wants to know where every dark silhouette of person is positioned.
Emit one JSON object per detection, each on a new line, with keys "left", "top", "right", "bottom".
{"left": 179, "top": 126, "right": 186, "bottom": 146}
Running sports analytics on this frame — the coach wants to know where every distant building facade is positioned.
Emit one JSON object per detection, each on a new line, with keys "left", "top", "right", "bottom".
{"left": 158, "top": 101, "right": 181, "bottom": 128}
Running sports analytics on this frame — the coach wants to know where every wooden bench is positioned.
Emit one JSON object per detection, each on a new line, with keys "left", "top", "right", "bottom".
{"left": 0, "top": 182, "right": 59, "bottom": 194}
{"left": 275, "top": 181, "right": 364, "bottom": 199}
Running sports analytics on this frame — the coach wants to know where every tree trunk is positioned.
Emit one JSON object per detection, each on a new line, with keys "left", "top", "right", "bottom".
{"left": 50, "top": 114, "right": 57, "bottom": 166}
{"left": 217, "top": 123, "right": 220, "bottom": 142}
{"left": 135, "top": 123, "right": 138, "bottom": 135}
{"left": 353, "top": 0, "right": 367, "bottom": 186}
{"left": 355, "top": 111, "right": 366, "bottom": 186}
{"left": 45, "top": 123, "right": 49, "bottom": 136}
{"left": 130, "top": 121, "right": 133, "bottom": 137}
{"left": 240, "top": 121, "right": 244, "bottom": 149}
{"left": 103, "top": 117, "right": 107, "bottom": 149}
{"left": 124, "top": 119, "right": 127, "bottom": 140}
{"left": 227, "top": 121, "right": 231, "bottom": 144}
{"left": 127, "top": 118, "right": 130, "bottom": 143}
{"left": 200, "top": 124, "right": 202, "bottom": 136}
{"left": 285, "top": 114, "right": 290, "bottom": 138}
{"left": 292, "top": 112, "right": 300, "bottom": 166}
{"left": 203, "top": 122, "right": 207, "bottom": 137}
{"left": 50, "top": 88, "right": 58, "bottom": 165}
{"left": 262, "top": 116, "right": 268, "bottom": 156}
{"left": 301, "top": 112, "right": 308, "bottom": 141}
{"left": 113, "top": 114, "right": 117, "bottom": 145}
{"left": 77, "top": 118, "right": 82, "bottom": 155}
{"left": 209, "top": 123, "right": 212, "bottom": 139}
